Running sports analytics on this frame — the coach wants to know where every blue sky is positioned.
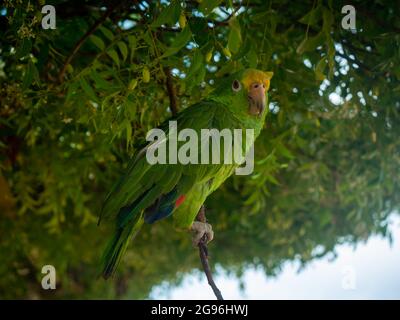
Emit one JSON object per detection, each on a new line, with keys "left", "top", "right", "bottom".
{"left": 151, "top": 214, "right": 400, "bottom": 299}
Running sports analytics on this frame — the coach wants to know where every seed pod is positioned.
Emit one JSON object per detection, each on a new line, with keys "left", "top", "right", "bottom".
{"left": 66, "top": 64, "right": 74, "bottom": 74}
{"left": 128, "top": 79, "right": 138, "bottom": 91}
{"left": 179, "top": 13, "right": 187, "bottom": 29}
{"left": 222, "top": 47, "right": 231, "bottom": 58}
{"left": 142, "top": 67, "right": 150, "bottom": 83}
{"left": 205, "top": 49, "right": 213, "bottom": 63}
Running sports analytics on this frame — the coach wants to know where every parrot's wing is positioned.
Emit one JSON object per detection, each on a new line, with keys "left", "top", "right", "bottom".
{"left": 98, "top": 100, "right": 225, "bottom": 226}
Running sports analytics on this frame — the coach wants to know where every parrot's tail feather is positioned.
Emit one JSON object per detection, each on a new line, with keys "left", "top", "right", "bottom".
{"left": 101, "top": 213, "right": 144, "bottom": 279}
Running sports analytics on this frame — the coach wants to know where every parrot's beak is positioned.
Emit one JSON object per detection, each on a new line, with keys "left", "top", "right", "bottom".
{"left": 248, "top": 82, "right": 266, "bottom": 116}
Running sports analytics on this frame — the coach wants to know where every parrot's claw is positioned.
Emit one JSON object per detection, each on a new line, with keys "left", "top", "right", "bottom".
{"left": 190, "top": 221, "right": 214, "bottom": 247}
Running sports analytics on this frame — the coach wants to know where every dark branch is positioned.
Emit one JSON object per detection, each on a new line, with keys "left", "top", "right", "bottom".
{"left": 335, "top": 51, "right": 374, "bottom": 74}
{"left": 196, "top": 206, "right": 224, "bottom": 301}
{"left": 164, "top": 67, "right": 179, "bottom": 116}
{"left": 58, "top": 1, "right": 123, "bottom": 82}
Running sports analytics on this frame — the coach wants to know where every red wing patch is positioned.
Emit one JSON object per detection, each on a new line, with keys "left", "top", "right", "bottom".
{"left": 175, "top": 195, "right": 186, "bottom": 208}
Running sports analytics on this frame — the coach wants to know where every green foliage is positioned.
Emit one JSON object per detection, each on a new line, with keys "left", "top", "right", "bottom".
{"left": 0, "top": 0, "right": 399, "bottom": 299}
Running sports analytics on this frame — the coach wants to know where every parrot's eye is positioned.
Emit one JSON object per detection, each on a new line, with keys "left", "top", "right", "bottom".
{"left": 232, "top": 80, "right": 241, "bottom": 92}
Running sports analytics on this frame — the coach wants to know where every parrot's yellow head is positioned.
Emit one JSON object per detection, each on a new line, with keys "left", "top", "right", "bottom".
{"left": 239, "top": 69, "right": 273, "bottom": 116}
{"left": 210, "top": 68, "right": 274, "bottom": 118}
{"left": 241, "top": 69, "right": 274, "bottom": 92}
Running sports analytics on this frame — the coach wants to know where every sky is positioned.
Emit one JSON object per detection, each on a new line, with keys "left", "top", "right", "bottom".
{"left": 150, "top": 214, "right": 400, "bottom": 299}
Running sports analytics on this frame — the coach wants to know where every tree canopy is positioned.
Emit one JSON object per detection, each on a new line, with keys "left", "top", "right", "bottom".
{"left": 0, "top": 0, "right": 399, "bottom": 299}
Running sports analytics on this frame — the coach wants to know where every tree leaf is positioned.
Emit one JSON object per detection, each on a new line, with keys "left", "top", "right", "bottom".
{"left": 90, "top": 71, "right": 111, "bottom": 90}
{"left": 246, "top": 46, "right": 258, "bottom": 68}
{"left": 124, "top": 119, "right": 132, "bottom": 149}
{"left": 128, "top": 35, "right": 137, "bottom": 61}
{"left": 16, "top": 39, "right": 32, "bottom": 59}
{"left": 228, "top": 18, "right": 242, "bottom": 54}
{"left": 22, "top": 61, "right": 34, "bottom": 90}
{"left": 107, "top": 49, "right": 120, "bottom": 67}
{"left": 99, "top": 26, "right": 114, "bottom": 41}
{"left": 151, "top": 0, "right": 181, "bottom": 27}
{"left": 296, "top": 31, "right": 324, "bottom": 54}
{"left": 298, "top": 5, "right": 323, "bottom": 26}
{"left": 161, "top": 27, "right": 192, "bottom": 58}
{"left": 80, "top": 77, "right": 98, "bottom": 102}
{"left": 187, "top": 50, "right": 203, "bottom": 79}
{"left": 199, "top": 0, "right": 223, "bottom": 15}
{"left": 90, "top": 35, "right": 105, "bottom": 51}
{"left": 117, "top": 41, "right": 128, "bottom": 62}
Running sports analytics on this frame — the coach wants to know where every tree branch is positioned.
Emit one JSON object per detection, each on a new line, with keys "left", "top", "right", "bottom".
{"left": 58, "top": 1, "right": 123, "bottom": 82}
{"left": 335, "top": 51, "right": 375, "bottom": 74}
{"left": 164, "top": 67, "right": 179, "bottom": 116}
{"left": 196, "top": 205, "right": 224, "bottom": 300}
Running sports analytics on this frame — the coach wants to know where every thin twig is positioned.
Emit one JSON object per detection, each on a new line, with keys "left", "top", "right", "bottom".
{"left": 196, "top": 206, "right": 224, "bottom": 300}
{"left": 58, "top": 1, "right": 123, "bottom": 82}
{"left": 164, "top": 67, "right": 179, "bottom": 116}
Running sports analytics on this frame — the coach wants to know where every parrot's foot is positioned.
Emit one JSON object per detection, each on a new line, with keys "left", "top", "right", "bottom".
{"left": 190, "top": 221, "right": 214, "bottom": 247}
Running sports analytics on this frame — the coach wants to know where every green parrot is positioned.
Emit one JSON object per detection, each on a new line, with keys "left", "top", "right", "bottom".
{"left": 99, "top": 68, "right": 273, "bottom": 278}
